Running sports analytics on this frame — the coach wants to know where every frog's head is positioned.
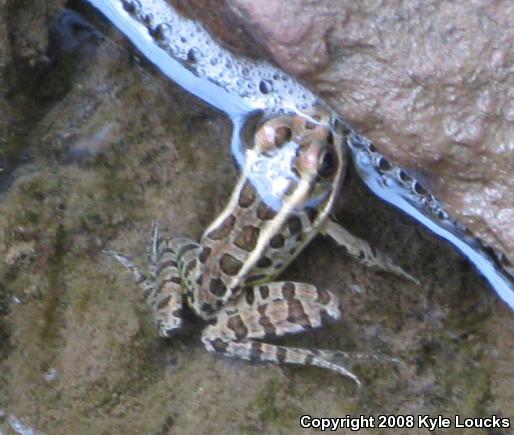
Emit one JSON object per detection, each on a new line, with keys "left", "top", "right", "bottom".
{"left": 246, "top": 108, "right": 347, "bottom": 219}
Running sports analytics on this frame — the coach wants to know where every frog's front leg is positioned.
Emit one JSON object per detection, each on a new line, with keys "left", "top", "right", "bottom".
{"left": 323, "top": 219, "right": 420, "bottom": 285}
{"left": 105, "top": 222, "right": 194, "bottom": 337}
{"left": 201, "top": 281, "right": 367, "bottom": 385}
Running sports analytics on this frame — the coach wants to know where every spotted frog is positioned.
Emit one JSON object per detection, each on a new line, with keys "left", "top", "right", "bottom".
{"left": 106, "top": 108, "right": 417, "bottom": 384}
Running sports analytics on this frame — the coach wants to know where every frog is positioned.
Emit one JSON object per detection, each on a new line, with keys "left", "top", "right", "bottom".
{"left": 105, "top": 107, "right": 418, "bottom": 385}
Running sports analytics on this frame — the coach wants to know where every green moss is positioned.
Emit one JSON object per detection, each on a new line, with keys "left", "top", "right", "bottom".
{"left": 39, "top": 225, "right": 68, "bottom": 342}
{"left": 246, "top": 379, "right": 302, "bottom": 429}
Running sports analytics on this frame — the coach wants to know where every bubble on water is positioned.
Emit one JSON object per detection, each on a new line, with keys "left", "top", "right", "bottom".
{"left": 395, "top": 168, "right": 412, "bottom": 184}
{"left": 187, "top": 47, "right": 201, "bottom": 64}
{"left": 412, "top": 180, "right": 427, "bottom": 196}
{"left": 153, "top": 22, "right": 172, "bottom": 42}
{"left": 122, "top": 0, "right": 142, "bottom": 15}
{"left": 377, "top": 156, "right": 392, "bottom": 172}
{"left": 143, "top": 13, "right": 153, "bottom": 26}
{"left": 437, "top": 209, "right": 448, "bottom": 220}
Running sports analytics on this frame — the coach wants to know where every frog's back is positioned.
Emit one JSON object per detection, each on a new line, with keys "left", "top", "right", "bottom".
{"left": 202, "top": 178, "right": 321, "bottom": 281}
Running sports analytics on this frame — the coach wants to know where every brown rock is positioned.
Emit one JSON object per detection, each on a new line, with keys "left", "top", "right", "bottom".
{"left": 187, "top": 0, "right": 514, "bottom": 263}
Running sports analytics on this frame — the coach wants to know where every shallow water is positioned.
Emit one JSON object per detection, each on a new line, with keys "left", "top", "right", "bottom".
{"left": 1, "top": 2, "right": 514, "bottom": 434}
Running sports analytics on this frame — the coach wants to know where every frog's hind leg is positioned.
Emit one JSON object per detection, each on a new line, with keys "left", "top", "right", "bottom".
{"left": 323, "top": 219, "right": 420, "bottom": 285}
{"left": 105, "top": 222, "right": 194, "bottom": 337}
{"left": 201, "top": 281, "right": 362, "bottom": 385}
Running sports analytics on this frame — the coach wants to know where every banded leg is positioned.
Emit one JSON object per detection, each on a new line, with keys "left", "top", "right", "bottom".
{"left": 323, "top": 219, "right": 420, "bottom": 285}
{"left": 151, "top": 233, "right": 198, "bottom": 337}
{"left": 201, "top": 281, "right": 363, "bottom": 385}
{"left": 105, "top": 222, "right": 193, "bottom": 337}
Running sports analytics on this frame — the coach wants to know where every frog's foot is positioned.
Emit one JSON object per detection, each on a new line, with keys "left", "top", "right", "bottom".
{"left": 323, "top": 219, "right": 420, "bottom": 285}
{"left": 201, "top": 281, "right": 361, "bottom": 385}
{"left": 104, "top": 222, "right": 192, "bottom": 337}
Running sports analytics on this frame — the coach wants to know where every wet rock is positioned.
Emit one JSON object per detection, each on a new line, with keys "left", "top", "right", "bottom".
{"left": 0, "top": 3, "right": 13, "bottom": 174}
{"left": 49, "top": 8, "right": 104, "bottom": 55}
{"left": 1, "top": 2, "right": 514, "bottom": 434}
{"left": 186, "top": 0, "right": 514, "bottom": 264}
{"left": 0, "top": 0, "right": 66, "bottom": 188}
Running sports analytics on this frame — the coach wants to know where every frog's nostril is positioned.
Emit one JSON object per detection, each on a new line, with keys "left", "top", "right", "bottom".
{"left": 327, "top": 131, "right": 334, "bottom": 145}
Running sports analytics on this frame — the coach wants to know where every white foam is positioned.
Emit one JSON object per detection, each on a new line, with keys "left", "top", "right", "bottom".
{"left": 116, "top": 0, "right": 317, "bottom": 114}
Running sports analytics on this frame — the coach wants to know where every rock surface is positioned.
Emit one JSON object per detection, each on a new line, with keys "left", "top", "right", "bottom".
{"left": 184, "top": 0, "right": 514, "bottom": 264}
{"left": 1, "top": 2, "right": 514, "bottom": 434}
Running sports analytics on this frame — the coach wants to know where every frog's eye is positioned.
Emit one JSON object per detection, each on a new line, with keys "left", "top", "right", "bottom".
{"left": 317, "top": 148, "right": 338, "bottom": 178}
{"left": 274, "top": 126, "right": 292, "bottom": 147}
{"left": 254, "top": 120, "right": 293, "bottom": 153}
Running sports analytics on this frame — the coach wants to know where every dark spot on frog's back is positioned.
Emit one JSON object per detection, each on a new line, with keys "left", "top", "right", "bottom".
{"left": 256, "top": 257, "right": 272, "bottom": 268}
{"left": 259, "top": 285, "right": 270, "bottom": 299}
{"left": 234, "top": 225, "right": 260, "bottom": 251}
{"left": 305, "top": 207, "right": 318, "bottom": 224}
{"left": 207, "top": 215, "right": 236, "bottom": 240}
{"left": 198, "top": 247, "right": 211, "bottom": 263}
{"left": 238, "top": 180, "right": 257, "bottom": 208}
{"left": 201, "top": 302, "right": 214, "bottom": 313}
{"left": 227, "top": 315, "right": 248, "bottom": 340}
{"left": 270, "top": 234, "right": 285, "bottom": 249}
{"left": 195, "top": 273, "right": 204, "bottom": 286}
{"left": 287, "top": 299, "right": 311, "bottom": 328}
{"left": 219, "top": 253, "right": 243, "bottom": 276}
{"left": 257, "top": 305, "right": 276, "bottom": 338}
{"left": 257, "top": 202, "right": 277, "bottom": 220}
{"left": 245, "top": 289, "right": 255, "bottom": 305}
{"left": 287, "top": 216, "right": 303, "bottom": 235}
{"left": 283, "top": 282, "right": 296, "bottom": 299}
{"left": 209, "top": 278, "right": 227, "bottom": 297}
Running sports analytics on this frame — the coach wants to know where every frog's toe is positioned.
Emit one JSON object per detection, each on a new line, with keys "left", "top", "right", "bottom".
{"left": 382, "top": 258, "right": 420, "bottom": 285}
{"left": 104, "top": 249, "right": 154, "bottom": 296}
